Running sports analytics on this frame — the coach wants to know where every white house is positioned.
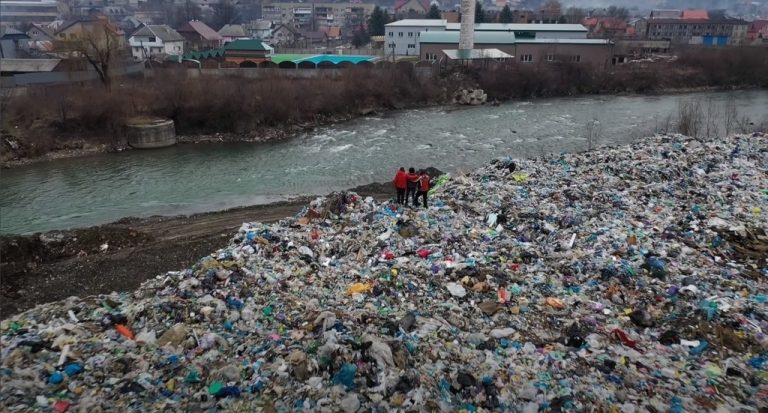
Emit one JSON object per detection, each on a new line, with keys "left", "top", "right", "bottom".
{"left": 385, "top": 19, "right": 589, "bottom": 56}
{"left": 129, "top": 24, "right": 185, "bottom": 61}
{"left": 385, "top": 19, "right": 447, "bottom": 57}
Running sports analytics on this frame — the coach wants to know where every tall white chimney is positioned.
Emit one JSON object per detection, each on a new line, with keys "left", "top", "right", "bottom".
{"left": 458, "top": 0, "right": 475, "bottom": 59}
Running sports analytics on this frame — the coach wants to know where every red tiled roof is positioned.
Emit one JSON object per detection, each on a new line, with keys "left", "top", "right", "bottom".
{"left": 582, "top": 17, "right": 598, "bottom": 28}
{"left": 681, "top": 9, "right": 708, "bottom": 20}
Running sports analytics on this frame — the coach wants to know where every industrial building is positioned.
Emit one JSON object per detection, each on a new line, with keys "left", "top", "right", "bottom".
{"left": 385, "top": 19, "right": 590, "bottom": 56}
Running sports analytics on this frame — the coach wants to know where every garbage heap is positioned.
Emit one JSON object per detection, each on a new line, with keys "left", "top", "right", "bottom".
{"left": 2, "top": 134, "right": 767, "bottom": 412}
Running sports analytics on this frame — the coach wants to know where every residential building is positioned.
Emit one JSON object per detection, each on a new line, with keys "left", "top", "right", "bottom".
{"left": 0, "top": 26, "right": 30, "bottom": 58}
{"left": 261, "top": 2, "right": 374, "bottom": 32}
{"left": 24, "top": 22, "right": 53, "bottom": 52}
{"left": 646, "top": 9, "right": 750, "bottom": 45}
{"left": 321, "top": 26, "right": 341, "bottom": 41}
{"left": 245, "top": 20, "right": 272, "bottom": 39}
{"left": 218, "top": 24, "right": 250, "bottom": 43}
{"left": 385, "top": 19, "right": 588, "bottom": 56}
{"left": 512, "top": 10, "right": 534, "bottom": 24}
{"left": 129, "top": 24, "right": 184, "bottom": 61}
{"left": 418, "top": 30, "right": 613, "bottom": 67}
{"left": 301, "top": 30, "right": 327, "bottom": 46}
{"left": 271, "top": 23, "right": 299, "bottom": 46}
{"left": 177, "top": 20, "right": 223, "bottom": 51}
{"left": 746, "top": 20, "right": 768, "bottom": 45}
{"left": 0, "top": 0, "right": 60, "bottom": 27}
{"left": 55, "top": 17, "right": 125, "bottom": 46}
{"left": 26, "top": 21, "right": 53, "bottom": 41}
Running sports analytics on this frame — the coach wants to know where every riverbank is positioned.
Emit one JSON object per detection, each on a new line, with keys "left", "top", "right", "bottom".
{"left": 3, "top": 47, "right": 767, "bottom": 167}
{"left": 1, "top": 110, "right": 372, "bottom": 169}
{"left": 0, "top": 181, "right": 393, "bottom": 317}
{"left": 1, "top": 84, "right": 759, "bottom": 169}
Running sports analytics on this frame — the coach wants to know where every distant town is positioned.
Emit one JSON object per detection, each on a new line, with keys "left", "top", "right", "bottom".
{"left": 1, "top": 0, "right": 767, "bottom": 86}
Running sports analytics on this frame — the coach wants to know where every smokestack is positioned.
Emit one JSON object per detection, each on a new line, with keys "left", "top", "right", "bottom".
{"left": 458, "top": 0, "right": 475, "bottom": 59}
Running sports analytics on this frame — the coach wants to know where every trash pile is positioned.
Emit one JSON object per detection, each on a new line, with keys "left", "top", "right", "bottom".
{"left": 2, "top": 134, "right": 767, "bottom": 412}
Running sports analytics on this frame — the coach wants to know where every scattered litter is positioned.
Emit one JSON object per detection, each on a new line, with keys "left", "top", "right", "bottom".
{"left": 1, "top": 134, "right": 767, "bottom": 411}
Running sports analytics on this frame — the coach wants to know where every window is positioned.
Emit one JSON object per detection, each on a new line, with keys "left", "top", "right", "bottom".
{"left": 388, "top": 31, "right": 393, "bottom": 36}
{"left": 407, "top": 44, "right": 415, "bottom": 48}
{"left": 417, "top": 32, "right": 420, "bottom": 37}
{"left": 545, "top": 54, "right": 554, "bottom": 62}
{"left": 148, "top": 36, "right": 156, "bottom": 42}
{"left": 520, "top": 54, "right": 532, "bottom": 62}
{"left": 569, "top": 55, "right": 581, "bottom": 63}
{"left": 398, "top": 32, "right": 403, "bottom": 37}
{"left": 408, "top": 32, "right": 413, "bottom": 37}
{"left": 389, "top": 43, "right": 395, "bottom": 48}
{"left": 425, "top": 52, "right": 437, "bottom": 60}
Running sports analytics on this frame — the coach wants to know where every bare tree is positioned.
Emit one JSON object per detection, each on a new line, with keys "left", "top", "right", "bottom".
{"left": 676, "top": 99, "right": 703, "bottom": 139}
{"left": 57, "top": 21, "right": 123, "bottom": 90}
{"left": 724, "top": 97, "right": 738, "bottom": 136}
{"left": 584, "top": 118, "right": 602, "bottom": 151}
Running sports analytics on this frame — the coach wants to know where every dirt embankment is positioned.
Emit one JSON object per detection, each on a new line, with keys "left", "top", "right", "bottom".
{"left": 0, "top": 183, "right": 395, "bottom": 318}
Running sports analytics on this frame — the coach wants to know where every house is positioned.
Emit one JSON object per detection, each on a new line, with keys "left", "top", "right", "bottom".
{"left": 218, "top": 24, "right": 250, "bottom": 43}
{"left": 321, "top": 26, "right": 342, "bottom": 41}
{"left": 0, "top": 27, "right": 30, "bottom": 58}
{"left": 177, "top": 20, "right": 223, "bottom": 51}
{"left": 395, "top": 0, "right": 430, "bottom": 15}
{"left": 271, "top": 23, "right": 299, "bottom": 46}
{"left": 246, "top": 20, "right": 273, "bottom": 39}
{"left": 302, "top": 30, "right": 327, "bottom": 46}
{"left": 26, "top": 23, "right": 54, "bottom": 42}
{"left": 129, "top": 24, "right": 184, "bottom": 61}
{"left": 54, "top": 17, "right": 125, "bottom": 46}
{"left": 25, "top": 23, "right": 54, "bottom": 53}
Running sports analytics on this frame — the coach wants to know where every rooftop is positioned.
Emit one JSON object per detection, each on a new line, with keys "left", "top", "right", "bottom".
{"left": 515, "top": 38, "right": 612, "bottom": 44}
{"left": 223, "top": 39, "right": 269, "bottom": 51}
{"left": 218, "top": 24, "right": 248, "bottom": 38}
{"left": 0, "top": 58, "right": 60, "bottom": 72}
{"left": 179, "top": 20, "right": 223, "bottom": 41}
{"left": 446, "top": 22, "right": 588, "bottom": 32}
{"left": 132, "top": 25, "right": 184, "bottom": 42}
{"left": 385, "top": 19, "right": 448, "bottom": 27}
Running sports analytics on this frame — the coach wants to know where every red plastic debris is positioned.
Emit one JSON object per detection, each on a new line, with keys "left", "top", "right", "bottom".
{"left": 115, "top": 324, "right": 134, "bottom": 340}
{"left": 612, "top": 328, "right": 639, "bottom": 349}
{"left": 53, "top": 400, "right": 70, "bottom": 413}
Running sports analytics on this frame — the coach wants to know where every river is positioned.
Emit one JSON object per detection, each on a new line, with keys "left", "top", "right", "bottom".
{"left": 2, "top": 89, "right": 767, "bottom": 235}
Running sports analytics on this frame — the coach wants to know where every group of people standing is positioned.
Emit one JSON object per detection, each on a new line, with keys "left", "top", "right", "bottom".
{"left": 393, "top": 167, "right": 430, "bottom": 207}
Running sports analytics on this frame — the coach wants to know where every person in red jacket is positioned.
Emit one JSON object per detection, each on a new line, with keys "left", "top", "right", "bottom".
{"left": 414, "top": 169, "right": 430, "bottom": 208}
{"left": 393, "top": 167, "right": 407, "bottom": 204}
{"left": 405, "top": 167, "right": 419, "bottom": 206}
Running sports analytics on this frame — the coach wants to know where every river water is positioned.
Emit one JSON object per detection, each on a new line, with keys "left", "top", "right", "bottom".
{"left": 2, "top": 89, "right": 767, "bottom": 234}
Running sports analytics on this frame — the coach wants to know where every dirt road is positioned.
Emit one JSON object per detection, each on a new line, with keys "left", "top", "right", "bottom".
{"left": 0, "top": 183, "right": 392, "bottom": 318}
